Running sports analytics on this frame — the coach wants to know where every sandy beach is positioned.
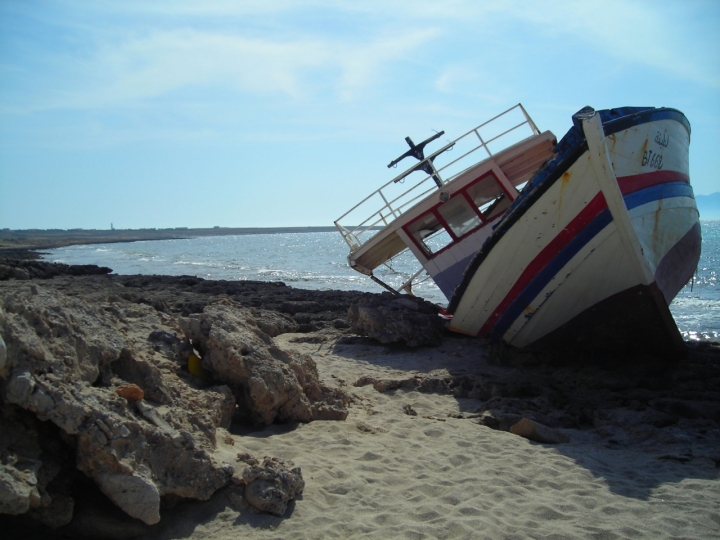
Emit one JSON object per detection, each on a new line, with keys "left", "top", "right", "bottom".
{"left": 1, "top": 259, "right": 719, "bottom": 539}
{"left": 157, "top": 333, "right": 720, "bottom": 540}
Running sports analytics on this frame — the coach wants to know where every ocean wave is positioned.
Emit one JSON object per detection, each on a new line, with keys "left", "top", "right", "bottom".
{"left": 681, "top": 329, "right": 720, "bottom": 341}
{"left": 173, "top": 260, "right": 218, "bottom": 267}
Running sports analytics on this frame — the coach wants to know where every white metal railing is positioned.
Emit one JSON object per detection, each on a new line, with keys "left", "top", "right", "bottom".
{"left": 334, "top": 103, "right": 540, "bottom": 252}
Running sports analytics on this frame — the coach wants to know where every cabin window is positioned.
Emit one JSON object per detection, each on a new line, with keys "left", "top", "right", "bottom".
{"left": 467, "top": 175, "right": 499, "bottom": 208}
{"left": 406, "top": 213, "right": 452, "bottom": 255}
{"left": 403, "top": 170, "right": 516, "bottom": 259}
{"left": 481, "top": 194, "right": 513, "bottom": 220}
{"left": 466, "top": 174, "right": 512, "bottom": 220}
{"left": 437, "top": 195, "right": 481, "bottom": 237}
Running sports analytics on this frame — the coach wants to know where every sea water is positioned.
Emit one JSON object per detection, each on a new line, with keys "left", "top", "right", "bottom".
{"left": 41, "top": 221, "right": 720, "bottom": 341}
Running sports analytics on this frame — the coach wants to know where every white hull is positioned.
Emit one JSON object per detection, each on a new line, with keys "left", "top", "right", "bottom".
{"left": 448, "top": 107, "right": 699, "bottom": 355}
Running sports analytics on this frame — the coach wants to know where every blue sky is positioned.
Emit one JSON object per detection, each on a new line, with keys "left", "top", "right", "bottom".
{"left": 1, "top": 0, "right": 718, "bottom": 230}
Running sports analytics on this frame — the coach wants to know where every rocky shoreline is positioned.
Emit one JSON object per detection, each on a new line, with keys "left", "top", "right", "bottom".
{"left": 1, "top": 256, "right": 719, "bottom": 538}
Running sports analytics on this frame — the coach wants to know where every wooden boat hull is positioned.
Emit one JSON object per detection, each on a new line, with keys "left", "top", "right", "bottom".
{"left": 447, "top": 107, "right": 700, "bottom": 356}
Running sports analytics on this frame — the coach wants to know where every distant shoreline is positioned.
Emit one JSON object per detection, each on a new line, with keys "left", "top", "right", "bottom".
{"left": 0, "top": 226, "right": 341, "bottom": 259}
{"left": 1, "top": 220, "right": 714, "bottom": 260}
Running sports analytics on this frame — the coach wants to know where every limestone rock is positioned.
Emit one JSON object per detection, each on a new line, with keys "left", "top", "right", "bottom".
{"left": 95, "top": 471, "right": 160, "bottom": 525}
{"left": 0, "top": 404, "right": 75, "bottom": 527}
{"left": 178, "top": 298, "right": 349, "bottom": 426}
{"left": 0, "top": 259, "right": 111, "bottom": 281}
{"left": 348, "top": 292, "right": 445, "bottom": 347}
{"left": 242, "top": 457, "right": 304, "bottom": 516}
{"left": 12, "top": 268, "right": 30, "bottom": 280}
{"left": 110, "top": 352, "right": 171, "bottom": 404}
{"left": 509, "top": 418, "right": 570, "bottom": 444}
{"left": 280, "top": 300, "right": 320, "bottom": 315}
{"left": 0, "top": 463, "right": 36, "bottom": 515}
{"left": 249, "top": 307, "right": 299, "bottom": 337}
{"left": 0, "top": 285, "right": 236, "bottom": 525}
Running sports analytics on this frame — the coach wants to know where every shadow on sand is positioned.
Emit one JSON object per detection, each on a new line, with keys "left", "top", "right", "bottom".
{"left": 329, "top": 334, "right": 720, "bottom": 500}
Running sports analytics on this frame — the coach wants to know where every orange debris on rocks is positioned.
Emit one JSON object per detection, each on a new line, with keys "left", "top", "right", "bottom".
{"left": 115, "top": 383, "right": 145, "bottom": 401}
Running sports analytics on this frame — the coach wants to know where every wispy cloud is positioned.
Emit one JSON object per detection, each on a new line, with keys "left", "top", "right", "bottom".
{"left": 497, "top": 0, "right": 720, "bottom": 89}
{"left": 334, "top": 29, "right": 439, "bottom": 100}
{"left": 5, "top": 26, "right": 440, "bottom": 112}
{"left": 5, "top": 0, "right": 718, "bottom": 118}
{"left": 339, "top": 0, "right": 720, "bottom": 89}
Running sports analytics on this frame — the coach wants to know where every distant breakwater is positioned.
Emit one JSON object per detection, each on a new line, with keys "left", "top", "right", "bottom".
{"left": 0, "top": 226, "right": 343, "bottom": 254}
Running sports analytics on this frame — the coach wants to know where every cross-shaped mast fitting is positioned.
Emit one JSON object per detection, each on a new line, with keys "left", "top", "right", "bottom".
{"left": 387, "top": 131, "right": 446, "bottom": 188}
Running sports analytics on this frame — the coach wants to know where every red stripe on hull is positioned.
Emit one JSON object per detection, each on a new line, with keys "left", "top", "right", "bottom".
{"left": 477, "top": 192, "right": 609, "bottom": 337}
{"left": 617, "top": 171, "right": 690, "bottom": 196}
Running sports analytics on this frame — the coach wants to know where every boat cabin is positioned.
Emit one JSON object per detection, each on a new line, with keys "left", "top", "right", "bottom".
{"left": 335, "top": 104, "right": 557, "bottom": 300}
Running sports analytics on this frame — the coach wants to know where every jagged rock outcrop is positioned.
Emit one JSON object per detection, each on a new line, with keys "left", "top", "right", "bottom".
{"left": 248, "top": 307, "right": 299, "bottom": 337}
{"left": 0, "top": 404, "right": 75, "bottom": 527}
{"left": 179, "top": 299, "right": 350, "bottom": 426}
{"left": 0, "top": 260, "right": 112, "bottom": 281}
{"left": 0, "top": 284, "right": 236, "bottom": 525}
{"left": 241, "top": 456, "right": 304, "bottom": 517}
{"left": 0, "top": 278, "right": 354, "bottom": 527}
{"left": 348, "top": 292, "right": 446, "bottom": 347}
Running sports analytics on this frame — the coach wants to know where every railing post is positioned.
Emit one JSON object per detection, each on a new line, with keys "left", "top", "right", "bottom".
{"left": 334, "top": 221, "right": 359, "bottom": 250}
{"left": 519, "top": 103, "right": 540, "bottom": 135}
{"left": 474, "top": 129, "right": 492, "bottom": 158}
{"left": 378, "top": 190, "right": 399, "bottom": 219}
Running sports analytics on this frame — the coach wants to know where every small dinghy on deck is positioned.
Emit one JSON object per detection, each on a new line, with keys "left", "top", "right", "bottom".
{"left": 335, "top": 105, "right": 700, "bottom": 356}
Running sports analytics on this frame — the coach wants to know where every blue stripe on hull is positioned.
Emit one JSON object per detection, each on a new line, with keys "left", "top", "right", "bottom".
{"left": 490, "top": 209, "right": 613, "bottom": 341}
{"left": 625, "top": 182, "right": 695, "bottom": 211}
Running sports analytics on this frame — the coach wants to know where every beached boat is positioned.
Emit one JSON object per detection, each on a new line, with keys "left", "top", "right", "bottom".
{"left": 335, "top": 105, "right": 700, "bottom": 355}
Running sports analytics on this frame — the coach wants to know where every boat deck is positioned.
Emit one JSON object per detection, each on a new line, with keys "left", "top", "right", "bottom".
{"left": 346, "top": 130, "right": 557, "bottom": 277}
